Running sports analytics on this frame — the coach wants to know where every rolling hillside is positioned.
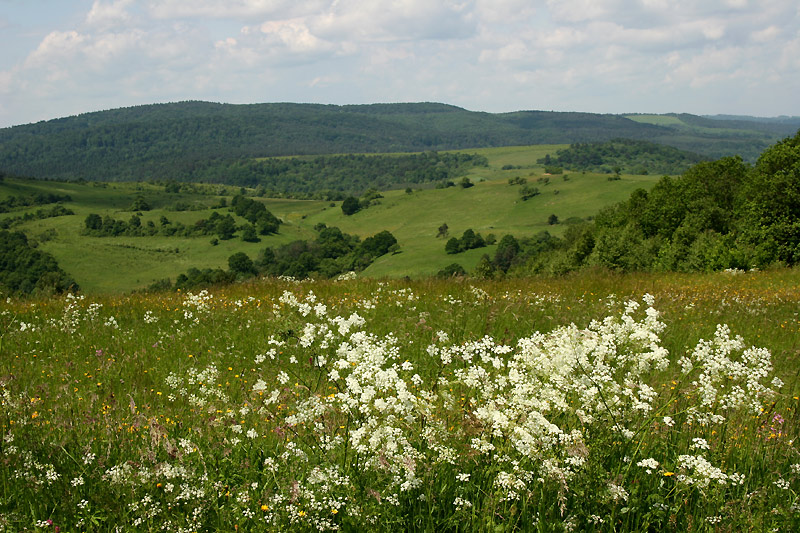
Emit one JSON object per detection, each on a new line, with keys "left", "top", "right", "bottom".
{"left": 0, "top": 144, "right": 661, "bottom": 292}
{"left": 1, "top": 102, "right": 796, "bottom": 185}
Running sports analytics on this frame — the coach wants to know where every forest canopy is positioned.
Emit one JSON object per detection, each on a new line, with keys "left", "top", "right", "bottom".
{"left": 0, "top": 230, "right": 78, "bottom": 295}
{"left": 514, "top": 130, "right": 800, "bottom": 275}
{"left": 538, "top": 139, "right": 706, "bottom": 175}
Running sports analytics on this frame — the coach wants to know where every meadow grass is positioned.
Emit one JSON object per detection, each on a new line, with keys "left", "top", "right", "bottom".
{"left": 1, "top": 269, "right": 799, "bottom": 531}
{"left": 624, "top": 115, "right": 687, "bottom": 127}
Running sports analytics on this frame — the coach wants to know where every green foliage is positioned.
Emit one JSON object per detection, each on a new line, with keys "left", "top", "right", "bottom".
{"left": 0, "top": 230, "right": 78, "bottom": 295}
{"left": 472, "top": 254, "right": 496, "bottom": 278}
{"left": 493, "top": 234, "right": 520, "bottom": 273}
{"left": 520, "top": 130, "right": 800, "bottom": 274}
{"left": 174, "top": 267, "right": 234, "bottom": 290}
{"left": 444, "top": 229, "right": 487, "bottom": 255}
{"left": 0, "top": 204, "right": 74, "bottom": 230}
{"left": 130, "top": 195, "right": 151, "bottom": 211}
{"left": 0, "top": 192, "right": 72, "bottom": 213}
{"left": 228, "top": 251, "right": 257, "bottom": 276}
{"left": 519, "top": 185, "right": 540, "bottom": 200}
{"left": 240, "top": 224, "right": 260, "bottom": 243}
{"left": 444, "top": 237, "right": 461, "bottom": 255}
{"left": 540, "top": 138, "right": 706, "bottom": 175}
{"left": 738, "top": 131, "right": 800, "bottom": 266}
{"left": 436, "top": 262, "right": 466, "bottom": 277}
{"left": 4, "top": 102, "right": 794, "bottom": 191}
{"left": 341, "top": 196, "right": 361, "bottom": 216}
{"left": 230, "top": 195, "right": 280, "bottom": 235}
{"left": 252, "top": 227, "right": 398, "bottom": 281}
{"left": 81, "top": 210, "right": 246, "bottom": 240}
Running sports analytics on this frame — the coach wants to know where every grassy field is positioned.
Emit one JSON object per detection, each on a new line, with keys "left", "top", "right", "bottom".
{"left": 625, "top": 115, "right": 687, "bottom": 127}
{"left": 1, "top": 270, "right": 799, "bottom": 531}
{"left": 1, "top": 145, "right": 663, "bottom": 293}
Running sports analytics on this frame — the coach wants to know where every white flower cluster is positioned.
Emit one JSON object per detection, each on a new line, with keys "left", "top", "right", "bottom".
{"left": 235, "top": 289, "right": 782, "bottom": 529}
{"left": 680, "top": 324, "right": 778, "bottom": 424}
{"left": 675, "top": 454, "right": 744, "bottom": 489}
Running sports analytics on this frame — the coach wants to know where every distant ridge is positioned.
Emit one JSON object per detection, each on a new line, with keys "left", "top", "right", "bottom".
{"left": 703, "top": 114, "right": 800, "bottom": 124}
{"left": 0, "top": 101, "right": 796, "bottom": 183}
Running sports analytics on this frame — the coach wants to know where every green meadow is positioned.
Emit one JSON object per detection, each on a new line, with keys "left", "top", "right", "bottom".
{"left": 0, "top": 145, "right": 662, "bottom": 293}
{"left": 3, "top": 140, "right": 800, "bottom": 531}
{"left": 1, "top": 270, "right": 799, "bottom": 531}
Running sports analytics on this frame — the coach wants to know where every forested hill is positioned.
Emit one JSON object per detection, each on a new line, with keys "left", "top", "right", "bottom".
{"left": 0, "top": 101, "right": 796, "bottom": 183}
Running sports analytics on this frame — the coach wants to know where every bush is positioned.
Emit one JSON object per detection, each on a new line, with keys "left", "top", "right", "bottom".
{"left": 445, "top": 237, "right": 461, "bottom": 255}
{"left": 437, "top": 263, "right": 466, "bottom": 277}
{"left": 341, "top": 196, "right": 361, "bottom": 216}
{"left": 519, "top": 185, "right": 540, "bottom": 201}
{"left": 228, "top": 252, "right": 256, "bottom": 276}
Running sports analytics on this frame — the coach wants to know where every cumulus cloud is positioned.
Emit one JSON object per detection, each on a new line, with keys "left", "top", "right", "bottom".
{"left": 86, "top": 0, "right": 136, "bottom": 29}
{"left": 0, "top": 0, "right": 798, "bottom": 127}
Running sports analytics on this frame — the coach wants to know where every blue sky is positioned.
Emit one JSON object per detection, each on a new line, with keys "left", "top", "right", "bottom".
{"left": 1, "top": 0, "right": 798, "bottom": 128}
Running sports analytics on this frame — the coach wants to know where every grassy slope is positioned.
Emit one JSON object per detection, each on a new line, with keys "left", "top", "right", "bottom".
{"left": 1, "top": 145, "right": 662, "bottom": 293}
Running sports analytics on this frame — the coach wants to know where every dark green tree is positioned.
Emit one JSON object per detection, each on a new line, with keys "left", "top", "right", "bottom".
{"left": 493, "top": 234, "right": 520, "bottom": 272}
{"left": 216, "top": 215, "right": 237, "bottom": 240}
{"left": 241, "top": 224, "right": 260, "bottom": 242}
{"left": 130, "top": 196, "right": 151, "bottom": 211}
{"left": 84, "top": 213, "right": 102, "bottom": 231}
{"left": 738, "top": 131, "right": 800, "bottom": 266}
{"left": 437, "top": 263, "right": 466, "bottom": 278}
{"left": 445, "top": 237, "right": 461, "bottom": 255}
{"left": 228, "top": 252, "right": 256, "bottom": 275}
{"left": 474, "top": 254, "right": 496, "bottom": 279}
{"left": 520, "top": 186, "right": 540, "bottom": 201}
{"left": 341, "top": 196, "right": 361, "bottom": 215}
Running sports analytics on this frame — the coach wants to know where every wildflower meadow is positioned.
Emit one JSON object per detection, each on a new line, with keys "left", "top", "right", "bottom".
{"left": 1, "top": 270, "right": 799, "bottom": 531}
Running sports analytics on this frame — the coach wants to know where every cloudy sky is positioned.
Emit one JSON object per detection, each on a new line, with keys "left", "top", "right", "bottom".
{"left": 1, "top": 0, "right": 798, "bottom": 128}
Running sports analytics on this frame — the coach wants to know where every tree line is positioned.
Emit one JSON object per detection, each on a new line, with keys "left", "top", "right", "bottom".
{"left": 155, "top": 225, "right": 398, "bottom": 291}
{"left": 519, "top": 130, "right": 800, "bottom": 274}
{"left": 4, "top": 101, "right": 793, "bottom": 185}
{"left": 538, "top": 139, "right": 706, "bottom": 175}
{"left": 0, "top": 192, "right": 72, "bottom": 213}
{"left": 82, "top": 195, "right": 280, "bottom": 241}
{"left": 0, "top": 230, "right": 78, "bottom": 295}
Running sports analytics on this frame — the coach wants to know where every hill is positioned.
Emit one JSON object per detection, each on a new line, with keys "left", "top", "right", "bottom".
{"left": 0, "top": 144, "right": 663, "bottom": 293}
{"left": 1, "top": 102, "right": 795, "bottom": 186}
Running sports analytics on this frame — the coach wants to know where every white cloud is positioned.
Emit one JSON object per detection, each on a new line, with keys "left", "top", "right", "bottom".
{"left": 0, "top": 0, "right": 798, "bottom": 127}
{"left": 24, "top": 30, "right": 87, "bottom": 69}
{"left": 145, "top": 0, "right": 306, "bottom": 19}
{"left": 86, "top": 0, "right": 136, "bottom": 29}
{"left": 752, "top": 25, "right": 780, "bottom": 42}
{"left": 546, "top": 0, "right": 618, "bottom": 23}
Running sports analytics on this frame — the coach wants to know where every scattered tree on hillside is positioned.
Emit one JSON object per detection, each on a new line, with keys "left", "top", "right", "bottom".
{"left": 437, "top": 263, "right": 466, "bottom": 278}
{"left": 341, "top": 196, "right": 361, "bottom": 216}
{"left": 130, "top": 196, "right": 151, "bottom": 211}
{"left": 519, "top": 186, "right": 540, "bottom": 201}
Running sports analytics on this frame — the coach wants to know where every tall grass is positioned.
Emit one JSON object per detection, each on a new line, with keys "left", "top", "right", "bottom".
{"left": 1, "top": 269, "right": 799, "bottom": 531}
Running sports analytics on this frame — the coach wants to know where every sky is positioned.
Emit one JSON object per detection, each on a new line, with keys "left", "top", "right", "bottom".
{"left": 0, "top": 0, "right": 799, "bottom": 128}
